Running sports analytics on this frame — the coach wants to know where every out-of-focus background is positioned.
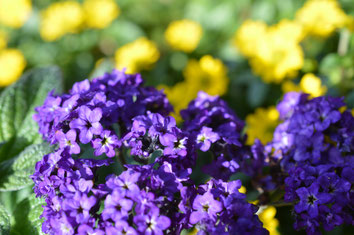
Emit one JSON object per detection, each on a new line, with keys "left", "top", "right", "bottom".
{"left": 0, "top": 1, "right": 353, "bottom": 234}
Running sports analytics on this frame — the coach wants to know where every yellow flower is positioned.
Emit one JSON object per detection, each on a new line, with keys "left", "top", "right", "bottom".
{"left": 83, "top": 0, "right": 120, "bottom": 29}
{"left": 250, "top": 23, "right": 304, "bottom": 83}
{"left": 299, "top": 73, "right": 327, "bottom": 97}
{"left": 0, "top": 0, "right": 32, "bottom": 28}
{"left": 164, "top": 19, "right": 203, "bottom": 53}
{"left": 246, "top": 107, "right": 279, "bottom": 145}
{"left": 0, "top": 49, "right": 26, "bottom": 87}
{"left": 234, "top": 20, "right": 304, "bottom": 83}
{"left": 0, "top": 30, "right": 7, "bottom": 50}
{"left": 281, "top": 80, "right": 301, "bottom": 94}
{"left": 282, "top": 73, "right": 326, "bottom": 98}
{"left": 258, "top": 206, "right": 280, "bottom": 235}
{"left": 162, "top": 55, "right": 228, "bottom": 122}
{"left": 115, "top": 37, "right": 160, "bottom": 74}
{"left": 296, "top": 0, "right": 349, "bottom": 37}
{"left": 233, "top": 20, "right": 268, "bottom": 57}
{"left": 183, "top": 55, "right": 229, "bottom": 96}
{"left": 40, "top": 1, "right": 84, "bottom": 41}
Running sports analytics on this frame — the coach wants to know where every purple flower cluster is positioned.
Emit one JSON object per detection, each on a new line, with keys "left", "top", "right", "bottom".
{"left": 31, "top": 70, "right": 267, "bottom": 235}
{"left": 268, "top": 92, "right": 354, "bottom": 234}
{"left": 180, "top": 91, "right": 266, "bottom": 181}
{"left": 181, "top": 92, "right": 247, "bottom": 180}
{"left": 186, "top": 179, "right": 267, "bottom": 235}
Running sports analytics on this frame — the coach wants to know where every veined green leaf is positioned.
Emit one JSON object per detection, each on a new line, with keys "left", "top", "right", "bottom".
{"left": 10, "top": 194, "right": 45, "bottom": 235}
{"left": 0, "top": 143, "right": 54, "bottom": 192}
{"left": 0, "top": 67, "right": 62, "bottom": 162}
{"left": 0, "top": 203, "right": 10, "bottom": 235}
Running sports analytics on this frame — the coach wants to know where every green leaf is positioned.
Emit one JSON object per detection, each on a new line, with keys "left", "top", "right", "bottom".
{"left": 0, "top": 67, "right": 62, "bottom": 162}
{"left": 0, "top": 204, "right": 10, "bottom": 235}
{"left": 10, "top": 194, "right": 45, "bottom": 235}
{"left": 0, "top": 143, "right": 54, "bottom": 191}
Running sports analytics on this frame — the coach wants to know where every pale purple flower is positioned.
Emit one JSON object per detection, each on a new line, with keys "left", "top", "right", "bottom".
{"left": 55, "top": 130, "right": 80, "bottom": 154}
{"left": 70, "top": 106, "right": 103, "bottom": 144}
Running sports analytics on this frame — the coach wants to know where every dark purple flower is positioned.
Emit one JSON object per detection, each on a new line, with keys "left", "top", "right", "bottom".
{"left": 295, "top": 183, "right": 331, "bottom": 218}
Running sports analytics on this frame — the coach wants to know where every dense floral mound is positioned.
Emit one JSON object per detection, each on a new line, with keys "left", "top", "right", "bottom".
{"left": 31, "top": 70, "right": 267, "bottom": 235}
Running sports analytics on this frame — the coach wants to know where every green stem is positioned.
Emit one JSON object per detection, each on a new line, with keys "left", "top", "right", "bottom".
{"left": 338, "top": 29, "right": 350, "bottom": 56}
{"left": 116, "top": 149, "right": 127, "bottom": 170}
{"left": 265, "top": 201, "right": 295, "bottom": 208}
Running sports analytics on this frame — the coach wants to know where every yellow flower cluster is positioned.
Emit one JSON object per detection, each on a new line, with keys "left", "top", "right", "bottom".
{"left": 258, "top": 207, "right": 280, "bottom": 235}
{"left": 296, "top": 0, "right": 350, "bottom": 37}
{"left": 234, "top": 0, "right": 351, "bottom": 84}
{"left": 234, "top": 20, "right": 304, "bottom": 83}
{"left": 246, "top": 107, "right": 279, "bottom": 145}
{"left": 115, "top": 37, "right": 160, "bottom": 74}
{"left": 40, "top": 0, "right": 119, "bottom": 41}
{"left": 163, "top": 55, "right": 229, "bottom": 121}
{"left": 0, "top": 0, "right": 32, "bottom": 28}
{"left": 164, "top": 19, "right": 203, "bottom": 53}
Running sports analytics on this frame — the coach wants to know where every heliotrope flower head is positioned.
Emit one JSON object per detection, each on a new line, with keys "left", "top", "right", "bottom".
{"left": 266, "top": 92, "right": 354, "bottom": 234}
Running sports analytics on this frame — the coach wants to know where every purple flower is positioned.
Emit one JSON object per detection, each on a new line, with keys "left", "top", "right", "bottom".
{"left": 134, "top": 208, "right": 171, "bottom": 235}
{"left": 148, "top": 113, "right": 176, "bottom": 146}
{"left": 70, "top": 106, "right": 103, "bottom": 144}
{"left": 92, "top": 130, "right": 119, "bottom": 157}
{"left": 196, "top": 127, "right": 219, "bottom": 152}
{"left": 106, "top": 171, "right": 140, "bottom": 197}
{"left": 62, "top": 192, "right": 97, "bottom": 223}
{"left": 55, "top": 130, "right": 80, "bottom": 154}
{"left": 102, "top": 189, "right": 133, "bottom": 222}
{"left": 189, "top": 192, "right": 223, "bottom": 224}
{"left": 78, "top": 224, "right": 104, "bottom": 235}
{"left": 295, "top": 183, "right": 331, "bottom": 218}
{"left": 115, "top": 221, "right": 137, "bottom": 235}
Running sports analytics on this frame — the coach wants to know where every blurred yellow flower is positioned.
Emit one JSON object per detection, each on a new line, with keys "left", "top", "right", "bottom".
{"left": 282, "top": 73, "right": 327, "bottom": 98}
{"left": 0, "top": 30, "right": 7, "bottom": 50}
{"left": 246, "top": 107, "right": 279, "bottom": 145}
{"left": 239, "top": 185, "right": 247, "bottom": 194}
{"left": 300, "top": 73, "right": 327, "bottom": 97}
{"left": 258, "top": 206, "right": 280, "bottom": 235}
{"left": 162, "top": 55, "right": 228, "bottom": 122}
{"left": 40, "top": 1, "right": 84, "bottom": 41}
{"left": 296, "top": 0, "right": 349, "bottom": 37}
{"left": 115, "top": 37, "right": 160, "bottom": 74}
{"left": 159, "top": 82, "right": 196, "bottom": 122}
{"left": 234, "top": 20, "right": 304, "bottom": 83}
{"left": 0, "top": 0, "right": 32, "bottom": 28}
{"left": 164, "top": 19, "right": 203, "bottom": 53}
{"left": 83, "top": 0, "right": 120, "bottom": 29}
{"left": 0, "top": 49, "right": 26, "bottom": 87}
{"left": 184, "top": 55, "right": 229, "bottom": 96}
{"left": 233, "top": 20, "right": 268, "bottom": 57}
{"left": 250, "top": 23, "right": 304, "bottom": 83}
